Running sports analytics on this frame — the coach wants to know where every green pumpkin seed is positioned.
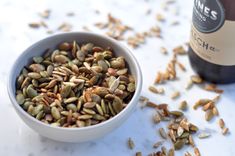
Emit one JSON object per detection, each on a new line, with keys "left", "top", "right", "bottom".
{"left": 76, "top": 120, "right": 85, "bottom": 127}
{"left": 51, "top": 107, "right": 61, "bottom": 120}
{"left": 16, "top": 93, "right": 25, "bottom": 105}
{"left": 26, "top": 86, "right": 38, "bottom": 98}
{"left": 32, "top": 104, "right": 44, "bottom": 116}
{"left": 54, "top": 55, "right": 69, "bottom": 64}
{"left": 159, "top": 128, "right": 167, "bottom": 139}
{"left": 27, "top": 105, "right": 34, "bottom": 115}
{"left": 61, "top": 85, "right": 71, "bottom": 98}
{"left": 101, "top": 99, "right": 107, "bottom": 114}
{"left": 17, "top": 75, "right": 24, "bottom": 89}
{"left": 96, "top": 104, "right": 104, "bottom": 116}
{"left": 127, "top": 83, "right": 135, "bottom": 92}
{"left": 64, "top": 97, "right": 78, "bottom": 103}
{"left": 98, "top": 60, "right": 108, "bottom": 71}
{"left": 33, "top": 56, "right": 44, "bottom": 63}
{"left": 83, "top": 108, "right": 96, "bottom": 115}
{"left": 59, "top": 42, "right": 71, "bottom": 51}
{"left": 36, "top": 110, "right": 44, "bottom": 120}
{"left": 29, "top": 64, "right": 45, "bottom": 72}
{"left": 112, "top": 96, "right": 123, "bottom": 113}
{"left": 78, "top": 114, "right": 93, "bottom": 120}
{"left": 23, "top": 101, "right": 34, "bottom": 110}
{"left": 117, "top": 68, "right": 128, "bottom": 75}
{"left": 84, "top": 102, "right": 96, "bottom": 108}
{"left": 174, "top": 139, "right": 185, "bottom": 150}
{"left": 28, "top": 72, "right": 41, "bottom": 79}
{"left": 66, "top": 104, "right": 77, "bottom": 112}
{"left": 76, "top": 50, "right": 85, "bottom": 61}
{"left": 93, "top": 114, "right": 105, "bottom": 120}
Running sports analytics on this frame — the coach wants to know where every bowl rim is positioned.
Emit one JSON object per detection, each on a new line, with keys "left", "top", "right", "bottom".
{"left": 7, "top": 32, "right": 142, "bottom": 131}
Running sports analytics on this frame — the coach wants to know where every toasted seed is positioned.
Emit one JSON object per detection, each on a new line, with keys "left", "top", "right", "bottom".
{"left": 185, "top": 79, "right": 193, "bottom": 90}
{"left": 112, "top": 96, "right": 123, "bottom": 113}
{"left": 109, "top": 77, "right": 120, "bottom": 93}
{"left": 128, "top": 138, "right": 135, "bottom": 150}
{"left": 117, "top": 68, "right": 128, "bottom": 75}
{"left": 193, "top": 99, "right": 211, "bottom": 110}
{"left": 170, "top": 111, "right": 184, "bottom": 117}
{"left": 59, "top": 42, "right": 71, "bottom": 51}
{"left": 29, "top": 64, "right": 45, "bottom": 72}
{"left": 98, "top": 60, "right": 108, "bottom": 71}
{"left": 54, "top": 55, "right": 68, "bottom": 64}
{"left": 96, "top": 104, "right": 104, "bottom": 116}
{"left": 92, "top": 114, "right": 105, "bottom": 120}
{"left": 153, "top": 113, "right": 161, "bottom": 124}
{"left": 84, "top": 102, "right": 96, "bottom": 108}
{"left": 185, "top": 152, "right": 192, "bottom": 156}
{"left": 26, "top": 86, "right": 38, "bottom": 98}
{"left": 64, "top": 97, "right": 78, "bottom": 103}
{"left": 45, "top": 79, "right": 57, "bottom": 89}
{"left": 222, "top": 127, "right": 229, "bottom": 135}
{"left": 203, "top": 101, "right": 214, "bottom": 111}
{"left": 198, "top": 132, "right": 211, "bottom": 139}
{"left": 191, "top": 75, "right": 203, "bottom": 84}
{"left": 66, "top": 104, "right": 77, "bottom": 112}
{"left": 168, "top": 148, "right": 174, "bottom": 156}
{"left": 188, "top": 135, "right": 195, "bottom": 147}
{"left": 171, "top": 91, "right": 180, "bottom": 99}
{"left": 153, "top": 141, "right": 164, "bottom": 148}
{"left": 205, "top": 110, "right": 214, "bottom": 121}
{"left": 16, "top": 93, "right": 25, "bottom": 105}
{"left": 51, "top": 107, "right": 61, "bottom": 120}
{"left": 159, "top": 128, "right": 167, "bottom": 139}
{"left": 174, "top": 139, "right": 185, "bottom": 150}
{"left": 28, "top": 72, "right": 41, "bottom": 79}
{"left": 177, "top": 127, "right": 184, "bottom": 137}
{"left": 194, "top": 147, "right": 201, "bottom": 156}
{"left": 83, "top": 108, "right": 96, "bottom": 115}
{"left": 219, "top": 118, "right": 225, "bottom": 129}
{"left": 212, "top": 107, "right": 219, "bottom": 116}
{"left": 127, "top": 83, "right": 135, "bottom": 92}
{"left": 78, "top": 114, "right": 93, "bottom": 120}
{"left": 61, "top": 85, "right": 72, "bottom": 98}
{"left": 32, "top": 104, "right": 44, "bottom": 116}
{"left": 179, "top": 101, "right": 188, "bottom": 111}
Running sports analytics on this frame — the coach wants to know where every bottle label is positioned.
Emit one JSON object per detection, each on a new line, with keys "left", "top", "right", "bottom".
{"left": 190, "top": 0, "right": 235, "bottom": 66}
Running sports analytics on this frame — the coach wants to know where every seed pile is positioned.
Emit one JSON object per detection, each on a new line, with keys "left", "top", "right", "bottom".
{"left": 15, "top": 41, "right": 136, "bottom": 127}
{"left": 95, "top": 14, "right": 132, "bottom": 40}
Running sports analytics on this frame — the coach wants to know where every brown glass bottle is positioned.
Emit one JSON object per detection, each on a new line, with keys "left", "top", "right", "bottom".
{"left": 189, "top": 0, "right": 235, "bottom": 84}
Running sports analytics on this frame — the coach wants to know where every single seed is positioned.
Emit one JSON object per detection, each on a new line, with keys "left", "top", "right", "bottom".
{"left": 174, "top": 139, "right": 185, "bottom": 150}
{"left": 171, "top": 91, "right": 180, "bottom": 99}
{"left": 191, "top": 75, "right": 203, "bottom": 84}
{"left": 153, "top": 141, "right": 164, "bottom": 149}
{"left": 16, "top": 93, "right": 25, "bottom": 105}
{"left": 218, "top": 118, "right": 225, "bottom": 129}
{"left": 198, "top": 132, "right": 211, "bottom": 139}
{"left": 168, "top": 148, "right": 175, "bottom": 156}
{"left": 179, "top": 100, "right": 188, "bottom": 111}
{"left": 127, "top": 138, "right": 135, "bottom": 150}
{"left": 51, "top": 107, "right": 61, "bottom": 120}
{"left": 194, "top": 147, "right": 201, "bottom": 156}
{"left": 222, "top": 127, "right": 229, "bottom": 135}
{"left": 205, "top": 110, "right": 214, "bottom": 121}
{"left": 136, "top": 152, "right": 142, "bottom": 156}
{"left": 159, "top": 128, "right": 167, "bottom": 139}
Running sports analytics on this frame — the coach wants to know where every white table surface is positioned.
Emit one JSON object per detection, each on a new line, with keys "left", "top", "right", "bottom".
{"left": 0, "top": 0, "right": 234, "bottom": 156}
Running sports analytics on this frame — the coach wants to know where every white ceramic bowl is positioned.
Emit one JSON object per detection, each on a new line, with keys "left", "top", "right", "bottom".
{"left": 7, "top": 32, "right": 142, "bottom": 142}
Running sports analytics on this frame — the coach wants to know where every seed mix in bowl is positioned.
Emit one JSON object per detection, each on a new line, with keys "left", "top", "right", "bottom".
{"left": 15, "top": 41, "right": 136, "bottom": 128}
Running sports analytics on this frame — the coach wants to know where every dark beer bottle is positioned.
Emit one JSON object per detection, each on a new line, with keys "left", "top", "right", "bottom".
{"left": 188, "top": 0, "right": 235, "bottom": 83}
